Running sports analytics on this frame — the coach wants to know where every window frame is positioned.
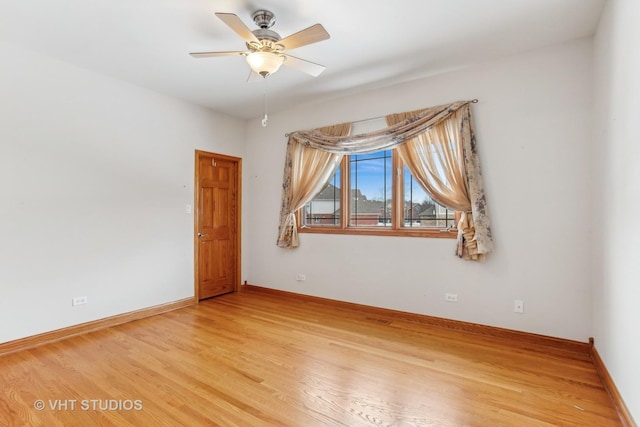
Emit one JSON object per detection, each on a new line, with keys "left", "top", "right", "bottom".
{"left": 298, "top": 150, "right": 460, "bottom": 239}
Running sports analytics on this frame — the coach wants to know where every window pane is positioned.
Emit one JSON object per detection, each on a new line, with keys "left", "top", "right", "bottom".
{"left": 349, "top": 150, "right": 392, "bottom": 227}
{"left": 403, "top": 166, "right": 456, "bottom": 229}
{"left": 302, "top": 167, "right": 341, "bottom": 226}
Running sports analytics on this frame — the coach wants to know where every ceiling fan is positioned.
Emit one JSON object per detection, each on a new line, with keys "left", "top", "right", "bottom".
{"left": 190, "top": 10, "right": 330, "bottom": 81}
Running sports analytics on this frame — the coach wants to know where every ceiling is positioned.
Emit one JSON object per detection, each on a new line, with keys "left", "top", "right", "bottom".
{"left": 0, "top": 0, "right": 606, "bottom": 120}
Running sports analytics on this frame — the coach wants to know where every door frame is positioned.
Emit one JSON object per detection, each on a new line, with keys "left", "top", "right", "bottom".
{"left": 194, "top": 150, "right": 242, "bottom": 301}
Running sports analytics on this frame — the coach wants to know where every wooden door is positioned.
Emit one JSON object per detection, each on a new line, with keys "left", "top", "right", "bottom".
{"left": 195, "top": 151, "right": 241, "bottom": 300}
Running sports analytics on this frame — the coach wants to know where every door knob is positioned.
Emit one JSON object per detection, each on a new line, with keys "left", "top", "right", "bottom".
{"left": 197, "top": 232, "right": 208, "bottom": 238}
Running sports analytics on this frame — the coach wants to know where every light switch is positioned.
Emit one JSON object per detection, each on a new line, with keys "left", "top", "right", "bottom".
{"left": 185, "top": 204, "right": 192, "bottom": 214}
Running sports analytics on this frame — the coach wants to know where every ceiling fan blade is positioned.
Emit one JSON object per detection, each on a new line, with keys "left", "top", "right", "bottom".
{"left": 279, "top": 24, "right": 330, "bottom": 50}
{"left": 282, "top": 54, "right": 326, "bottom": 77}
{"left": 247, "top": 70, "right": 263, "bottom": 83}
{"left": 190, "top": 51, "right": 246, "bottom": 58}
{"left": 215, "top": 12, "right": 259, "bottom": 44}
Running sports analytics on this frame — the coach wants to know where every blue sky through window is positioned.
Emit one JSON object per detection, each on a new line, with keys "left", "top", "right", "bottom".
{"left": 350, "top": 151, "right": 392, "bottom": 201}
{"left": 350, "top": 150, "right": 430, "bottom": 203}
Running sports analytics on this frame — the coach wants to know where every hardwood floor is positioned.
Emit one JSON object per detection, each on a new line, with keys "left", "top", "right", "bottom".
{"left": 0, "top": 288, "right": 621, "bottom": 426}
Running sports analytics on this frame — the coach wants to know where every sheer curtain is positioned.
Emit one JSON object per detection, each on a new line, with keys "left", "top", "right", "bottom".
{"left": 277, "top": 123, "right": 351, "bottom": 248}
{"left": 277, "top": 100, "right": 492, "bottom": 260}
{"left": 387, "top": 104, "right": 492, "bottom": 261}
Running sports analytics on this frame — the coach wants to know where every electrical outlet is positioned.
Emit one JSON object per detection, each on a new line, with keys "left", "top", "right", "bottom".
{"left": 295, "top": 274, "right": 306, "bottom": 282}
{"left": 72, "top": 296, "right": 88, "bottom": 306}
{"left": 445, "top": 293, "right": 458, "bottom": 303}
{"left": 514, "top": 299, "right": 524, "bottom": 313}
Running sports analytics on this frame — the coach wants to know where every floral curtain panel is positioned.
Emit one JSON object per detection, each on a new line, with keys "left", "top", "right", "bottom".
{"left": 277, "top": 100, "right": 493, "bottom": 261}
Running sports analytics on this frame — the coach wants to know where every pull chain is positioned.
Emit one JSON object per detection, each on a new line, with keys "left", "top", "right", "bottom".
{"left": 261, "top": 77, "right": 269, "bottom": 127}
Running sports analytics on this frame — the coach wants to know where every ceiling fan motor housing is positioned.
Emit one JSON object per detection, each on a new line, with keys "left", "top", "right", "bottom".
{"left": 251, "top": 10, "right": 276, "bottom": 28}
{"left": 251, "top": 28, "right": 281, "bottom": 43}
{"left": 249, "top": 10, "right": 281, "bottom": 47}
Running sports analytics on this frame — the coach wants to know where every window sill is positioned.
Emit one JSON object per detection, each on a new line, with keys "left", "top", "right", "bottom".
{"left": 297, "top": 227, "right": 457, "bottom": 239}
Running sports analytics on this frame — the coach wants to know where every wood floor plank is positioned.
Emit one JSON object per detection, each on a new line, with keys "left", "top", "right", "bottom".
{"left": 0, "top": 289, "right": 622, "bottom": 426}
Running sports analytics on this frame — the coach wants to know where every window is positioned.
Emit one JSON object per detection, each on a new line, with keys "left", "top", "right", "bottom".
{"left": 402, "top": 166, "right": 458, "bottom": 229}
{"left": 350, "top": 150, "right": 392, "bottom": 227}
{"left": 300, "top": 149, "right": 458, "bottom": 238}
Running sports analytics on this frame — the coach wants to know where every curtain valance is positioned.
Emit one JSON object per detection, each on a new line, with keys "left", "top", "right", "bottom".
{"left": 287, "top": 101, "right": 469, "bottom": 154}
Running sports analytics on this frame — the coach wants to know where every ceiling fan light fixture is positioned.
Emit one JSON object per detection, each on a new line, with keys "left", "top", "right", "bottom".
{"left": 246, "top": 51, "right": 285, "bottom": 77}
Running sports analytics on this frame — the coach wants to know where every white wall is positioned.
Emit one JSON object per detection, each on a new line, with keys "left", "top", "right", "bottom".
{"left": 592, "top": 0, "right": 640, "bottom": 421}
{"left": 0, "top": 42, "right": 245, "bottom": 343}
{"left": 244, "top": 39, "right": 594, "bottom": 342}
